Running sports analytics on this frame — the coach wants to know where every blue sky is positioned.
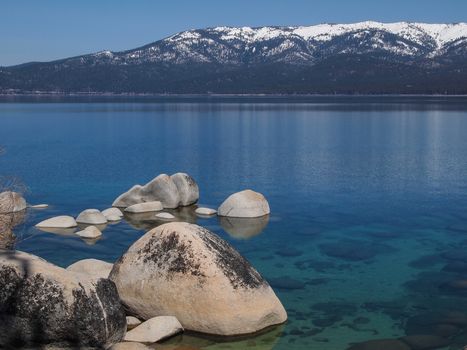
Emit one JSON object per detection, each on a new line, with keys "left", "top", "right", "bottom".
{"left": 1, "top": 0, "right": 466, "bottom": 66}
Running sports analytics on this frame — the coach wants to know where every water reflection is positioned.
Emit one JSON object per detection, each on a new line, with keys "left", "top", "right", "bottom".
{"left": 219, "top": 215, "right": 269, "bottom": 239}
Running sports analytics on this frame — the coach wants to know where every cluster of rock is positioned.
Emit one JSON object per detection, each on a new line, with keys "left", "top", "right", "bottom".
{"left": 0, "top": 191, "right": 27, "bottom": 249}
{"left": 0, "top": 222, "right": 286, "bottom": 348}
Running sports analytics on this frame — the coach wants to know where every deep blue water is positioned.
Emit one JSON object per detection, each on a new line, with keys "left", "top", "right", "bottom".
{"left": 2, "top": 96, "right": 467, "bottom": 349}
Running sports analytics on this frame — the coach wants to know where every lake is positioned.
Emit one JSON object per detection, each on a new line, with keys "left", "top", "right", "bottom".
{"left": 1, "top": 96, "right": 467, "bottom": 349}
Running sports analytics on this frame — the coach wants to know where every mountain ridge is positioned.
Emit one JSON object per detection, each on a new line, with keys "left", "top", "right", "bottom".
{"left": 1, "top": 21, "right": 467, "bottom": 94}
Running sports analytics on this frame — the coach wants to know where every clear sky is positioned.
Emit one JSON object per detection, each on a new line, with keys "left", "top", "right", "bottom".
{"left": 1, "top": 0, "right": 466, "bottom": 66}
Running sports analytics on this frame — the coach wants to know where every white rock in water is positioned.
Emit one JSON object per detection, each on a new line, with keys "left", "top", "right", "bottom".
{"left": 106, "top": 215, "right": 122, "bottom": 222}
{"left": 171, "top": 173, "right": 199, "bottom": 206}
{"left": 109, "top": 222, "right": 287, "bottom": 336}
{"left": 124, "top": 316, "right": 183, "bottom": 343}
{"left": 218, "top": 190, "right": 270, "bottom": 218}
{"left": 126, "top": 316, "right": 142, "bottom": 330}
{"left": 67, "top": 258, "right": 113, "bottom": 282}
{"left": 140, "top": 174, "right": 180, "bottom": 209}
{"left": 195, "top": 207, "right": 217, "bottom": 216}
{"left": 102, "top": 207, "right": 123, "bottom": 219}
{"left": 0, "top": 191, "right": 27, "bottom": 213}
{"left": 75, "top": 226, "right": 102, "bottom": 239}
{"left": 36, "top": 216, "right": 77, "bottom": 228}
{"left": 76, "top": 209, "right": 107, "bottom": 225}
{"left": 155, "top": 212, "right": 175, "bottom": 220}
{"left": 124, "top": 201, "right": 163, "bottom": 213}
{"left": 112, "top": 185, "right": 143, "bottom": 208}
{"left": 29, "top": 204, "right": 49, "bottom": 209}
{"left": 0, "top": 250, "right": 126, "bottom": 347}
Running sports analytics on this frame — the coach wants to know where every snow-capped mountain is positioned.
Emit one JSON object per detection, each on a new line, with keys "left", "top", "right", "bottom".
{"left": 1, "top": 22, "right": 467, "bottom": 94}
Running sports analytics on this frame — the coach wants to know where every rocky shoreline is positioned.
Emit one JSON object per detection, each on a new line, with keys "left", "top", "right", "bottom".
{"left": 0, "top": 174, "right": 284, "bottom": 349}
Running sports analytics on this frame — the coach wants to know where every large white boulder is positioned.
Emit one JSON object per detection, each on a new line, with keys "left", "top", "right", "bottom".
{"left": 36, "top": 215, "right": 77, "bottom": 228}
{"left": 0, "top": 191, "right": 27, "bottom": 213}
{"left": 109, "top": 222, "right": 287, "bottom": 336}
{"left": 0, "top": 250, "right": 126, "bottom": 347}
{"left": 124, "top": 316, "right": 183, "bottom": 343}
{"left": 112, "top": 173, "right": 199, "bottom": 209}
{"left": 67, "top": 258, "right": 113, "bottom": 282}
{"left": 139, "top": 174, "right": 180, "bottom": 209}
{"left": 76, "top": 209, "right": 108, "bottom": 225}
{"left": 124, "top": 201, "right": 163, "bottom": 214}
{"left": 218, "top": 190, "right": 270, "bottom": 218}
{"left": 171, "top": 173, "right": 199, "bottom": 206}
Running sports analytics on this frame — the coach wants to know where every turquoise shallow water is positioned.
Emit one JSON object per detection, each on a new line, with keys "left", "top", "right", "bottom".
{"left": 1, "top": 96, "right": 467, "bottom": 349}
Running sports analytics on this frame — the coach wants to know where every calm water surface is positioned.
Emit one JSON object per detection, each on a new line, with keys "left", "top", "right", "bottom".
{"left": 1, "top": 96, "right": 467, "bottom": 349}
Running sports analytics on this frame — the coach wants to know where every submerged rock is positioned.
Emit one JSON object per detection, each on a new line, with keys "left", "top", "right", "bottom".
{"left": 124, "top": 201, "right": 163, "bottom": 214}
{"left": 109, "top": 222, "right": 287, "bottom": 336}
{"left": 0, "top": 249, "right": 126, "bottom": 347}
{"left": 67, "top": 258, "right": 113, "bottom": 282}
{"left": 399, "top": 335, "right": 450, "bottom": 349}
{"left": 76, "top": 209, "right": 107, "bottom": 225}
{"left": 36, "top": 216, "right": 77, "bottom": 229}
{"left": 218, "top": 189, "right": 270, "bottom": 218}
{"left": 171, "top": 173, "right": 199, "bottom": 206}
{"left": 124, "top": 316, "right": 183, "bottom": 343}
{"left": 0, "top": 191, "right": 27, "bottom": 213}
{"left": 347, "top": 339, "right": 410, "bottom": 350}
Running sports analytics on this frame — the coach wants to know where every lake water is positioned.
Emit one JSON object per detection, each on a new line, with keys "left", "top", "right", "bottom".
{"left": 1, "top": 96, "right": 467, "bottom": 349}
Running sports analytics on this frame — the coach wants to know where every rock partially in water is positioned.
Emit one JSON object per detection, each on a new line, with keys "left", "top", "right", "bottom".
{"left": 399, "top": 335, "right": 450, "bottom": 349}
{"left": 67, "top": 258, "right": 113, "bottom": 282}
{"left": 75, "top": 226, "right": 102, "bottom": 239}
{"left": 140, "top": 174, "right": 181, "bottom": 209}
{"left": 347, "top": 339, "right": 410, "bottom": 350}
{"left": 171, "top": 173, "right": 199, "bottom": 206}
{"left": 218, "top": 190, "right": 270, "bottom": 218}
{"left": 29, "top": 204, "right": 49, "bottom": 209}
{"left": 113, "top": 185, "right": 143, "bottom": 208}
{"left": 195, "top": 207, "right": 217, "bottom": 216}
{"left": 124, "top": 316, "right": 183, "bottom": 343}
{"left": 36, "top": 215, "right": 77, "bottom": 229}
{"left": 110, "top": 342, "right": 151, "bottom": 350}
{"left": 155, "top": 212, "right": 176, "bottom": 220}
{"left": 76, "top": 209, "right": 108, "bottom": 225}
{"left": 109, "top": 222, "right": 287, "bottom": 336}
{"left": 124, "top": 201, "right": 163, "bottom": 214}
{"left": 0, "top": 191, "right": 26, "bottom": 213}
{"left": 219, "top": 215, "right": 269, "bottom": 239}
{"left": 0, "top": 249, "right": 126, "bottom": 347}
{"left": 102, "top": 207, "right": 123, "bottom": 220}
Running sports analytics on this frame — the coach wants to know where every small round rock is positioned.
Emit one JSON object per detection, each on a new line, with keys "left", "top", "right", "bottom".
{"left": 76, "top": 209, "right": 107, "bottom": 225}
{"left": 155, "top": 212, "right": 175, "bottom": 220}
{"left": 75, "top": 226, "right": 102, "bottom": 239}
{"left": 195, "top": 207, "right": 217, "bottom": 216}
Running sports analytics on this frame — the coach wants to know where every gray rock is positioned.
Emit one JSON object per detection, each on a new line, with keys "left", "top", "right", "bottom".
{"left": 126, "top": 316, "right": 142, "bottom": 330}
{"left": 112, "top": 185, "right": 143, "bottom": 208}
{"left": 195, "top": 207, "right": 217, "bottom": 216}
{"left": 155, "top": 212, "right": 175, "bottom": 220}
{"left": 75, "top": 226, "right": 102, "bottom": 239}
{"left": 0, "top": 191, "right": 27, "bottom": 213}
{"left": 124, "top": 201, "right": 163, "bottom": 214}
{"left": 67, "top": 258, "right": 113, "bottom": 282}
{"left": 76, "top": 209, "right": 108, "bottom": 225}
{"left": 109, "top": 222, "right": 287, "bottom": 336}
{"left": 218, "top": 190, "right": 270, "bottom": 218}
{"left": 0, "top": 249, "right": 126, "bottom": 348}
{"left": 36, "top": 216, "right": 77, "bottom": 228}
{"left": 140, "top": 174, "right": 180, "bottom": 209}
{"left": 124, "top": 316, "right": 183, "bottom": 343}
{"left": 171, "top": 173, "right": 199, "bottom": 206}
{"left": 29, "top": 204, "right": 49, "bottom": 209}
{"left": 110, "top": 342, "right": 151, "bottom": 350}
{"left": 102, "top": 208, "right": 123, "bottom": 220}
